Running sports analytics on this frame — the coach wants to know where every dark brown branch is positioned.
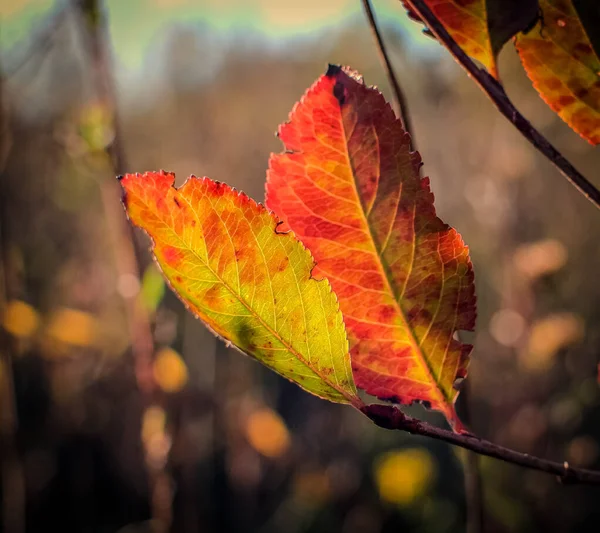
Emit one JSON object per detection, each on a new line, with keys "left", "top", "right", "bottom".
{"left": 362, "top": 404, "right": 600, "bottom": 485}
{"left": 404, "top": 0, "right": 600, "bottom": 210}
{"left": 459, "top": 384, "right": 484, "bottom": 533}
{"left": 360, "top": 0, "right": 414, "bottom": 140}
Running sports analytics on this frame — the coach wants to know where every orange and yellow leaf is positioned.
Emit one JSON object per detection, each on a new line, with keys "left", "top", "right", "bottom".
{"left": 120, "top": 171, "right": 359, "bottom": 405}
{"left": 516, "top": 0, "right": 600, "bottom": 145}
{"left": 404, "top": 0, "right": 497, "bottom": 77}
{"left": 266, "top": 66, "right": 476, "bottom": 429}
{"left": 403, "top": 0, "right": 538, "bottom": 80}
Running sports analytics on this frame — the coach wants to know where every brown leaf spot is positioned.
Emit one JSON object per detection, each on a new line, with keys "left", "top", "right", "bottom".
{"left": 573, "top": 42, "right": 593, "bottom": 59}
{"left": 545, "top": 77, "right": 562, "bottom": 91}
{"left": 557, "top": 95, "right": 576, "bottom": 108}
{"left": 574, "top": 87, "right": 589, "bottom": 100}
{"left": 378, "top": 305, "right": 396, "bottom": 323}
{"left": 204, "top": 285, "right": 223, "bottom": 310}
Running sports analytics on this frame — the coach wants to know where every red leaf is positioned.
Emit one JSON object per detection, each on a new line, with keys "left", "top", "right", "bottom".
{"left": 266, "top": 66, "right": 476, "bottom": 430}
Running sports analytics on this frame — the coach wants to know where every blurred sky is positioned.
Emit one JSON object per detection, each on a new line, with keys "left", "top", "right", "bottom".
{"left": 1, "top": 0, "right": 439, "bottom": 73}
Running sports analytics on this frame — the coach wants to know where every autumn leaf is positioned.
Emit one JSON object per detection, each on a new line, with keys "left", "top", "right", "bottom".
{"left": 515, "top": 0, "right": 600, "bottom": 144}
{"left": 265, "top": 66, "right": 476, "bottom": 430}
{"left": 402, "top": 0, "right": 538, "bottom": 79}
{"left": 119, "top": 171, "right": 359, "bottom": 405}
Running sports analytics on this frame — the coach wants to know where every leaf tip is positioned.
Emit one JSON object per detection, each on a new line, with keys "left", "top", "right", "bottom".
{"left": 325, "top": 64, "right": 364, "bottom": 84}
{"left": 325, "top": 63, "right": 342, "bottom": 78}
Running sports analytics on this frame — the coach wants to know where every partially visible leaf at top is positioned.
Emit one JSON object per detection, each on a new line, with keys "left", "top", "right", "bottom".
{"left": 119, "top": 171, "right": 359, "bottom": 405}
{"left": 266, "top": 66, "right": 476, "bottom": 430}
{"left": 573, "top": 0, "right": 600, "bottom": 59}
{"left": 516, "top": 0, "right": 600, "bottom": 144}
{"left": 402, "top": 0, "right": 538, "bottom": 79}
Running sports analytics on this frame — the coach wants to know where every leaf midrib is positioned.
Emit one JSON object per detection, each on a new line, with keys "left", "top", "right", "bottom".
{"left": 334, "top": 98, "right": 453, "bottom": 413}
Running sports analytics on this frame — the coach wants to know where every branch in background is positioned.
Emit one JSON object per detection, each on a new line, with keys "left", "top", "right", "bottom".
{"left": 404, "top": 0, "right": 600, "bottom": 210}
{"left": 74, "top": 0, "right": 155, "bottom": 398}
{"left": 362, "top": 404, "right": 600, "bottom": 485}
{"left": 360, "top": 3, "right": 483, "bottom": 524}
{"left": 459, "top": 384, "right": 484, "bottom": 533}
{"left": 72, "top": 1, "right": 171, "bottom": 531}
{"left": 0, "top": 59, "right": 25, "bottom": 533}
{"left": 360, "top": 0, "right": 414, "bottom": 141}
{"left": 0, "top": 244, "right": 25, "bottom": 533}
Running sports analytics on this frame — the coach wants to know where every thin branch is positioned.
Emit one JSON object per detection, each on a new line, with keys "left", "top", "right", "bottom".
{"left": 362, "top": 404, "right": 600, "bottom": 485}
{"left": 459, "top": 384, "right": 484, "bottom": 533}
{"left": 464, "top": 450, "right": 484, "bottom": 532}
{"left": 360, "top": 0, "right": 414, "bottom": 139}
{"left": 404, "top": 0, "right": 600, "bottom": 210}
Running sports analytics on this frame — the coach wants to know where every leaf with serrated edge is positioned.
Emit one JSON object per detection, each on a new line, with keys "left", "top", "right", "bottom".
{"left": 402, "top": 0, "right": 538, "bottom": 80}
{"left": 266, "top": 66, "right": 476, "bottom": 430}
{"left": 119, "top": 171, "right": 360, "bottom": 405}
{"left": 516, "top": 0, "right": 600, "bottom": 145}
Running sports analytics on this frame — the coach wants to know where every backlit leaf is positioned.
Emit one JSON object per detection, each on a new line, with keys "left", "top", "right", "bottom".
{"left": 516, "top": 0, "right": 600, "bottom": 144}
{"left": 266, "top": 66, "right": 476, "bottom": 429}
{"left": 402, "top": 0, "right": 538, "bottom": 79}
{"left": 119, "top": 171, "right": 359, "bottom": 405}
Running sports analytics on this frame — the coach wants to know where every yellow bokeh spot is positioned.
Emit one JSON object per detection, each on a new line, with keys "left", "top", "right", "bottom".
{"left": 2, "top": 300, "right": 40, "bottom": 338}
{"left": 245, "top": 407, "right": 291, "bottom": 458}
{"left": 45, "top": 308, "right": 97, "bottom": 347}
{"left": 374, "top": 448, "right": 435, "bottom": 506}
{"left": 78, "top": 101, "right": 115, "bottom": 153}
{"left": 141, "top": 406, "right": 171, "bottom": 467}
{"left": 142, "top": 405, "right": 167, "bottom": 444}
{"left": 153, "top": 347, "right": 188, "bottom": 393}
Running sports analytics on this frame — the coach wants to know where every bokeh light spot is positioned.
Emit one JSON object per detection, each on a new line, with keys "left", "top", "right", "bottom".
{"left": 374, "top": 448, "right": 435, "bottom": 506}
{"left": 245, "top": 407, "right": 291, "bottom": 459}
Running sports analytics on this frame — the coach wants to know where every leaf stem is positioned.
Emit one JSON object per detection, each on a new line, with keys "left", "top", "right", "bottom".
{"left": 360, "top": 0, "right": 414, "bottom": 140}
{"left": 362, "top": 404, "right": 600, "bottom": 485}
{"left": 404, "top": 0, "right": 600, "bottom": 210}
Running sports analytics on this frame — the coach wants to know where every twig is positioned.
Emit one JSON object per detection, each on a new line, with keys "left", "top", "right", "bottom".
{"left": 404, "top": 0, "right": 600, "bottom": 210}
{"left": 360, "top": 0, "right": 414, "bottom": 139}
{"left": 362, "top": 404, "right": 600, "bottom": 485}
{"left": 459, "top": 384, "right": 484, "bottom": 533}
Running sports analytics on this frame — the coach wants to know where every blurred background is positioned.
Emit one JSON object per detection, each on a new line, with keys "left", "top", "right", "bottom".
{"left": 1, "top": 1, "right": 600, "bottom": 532}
